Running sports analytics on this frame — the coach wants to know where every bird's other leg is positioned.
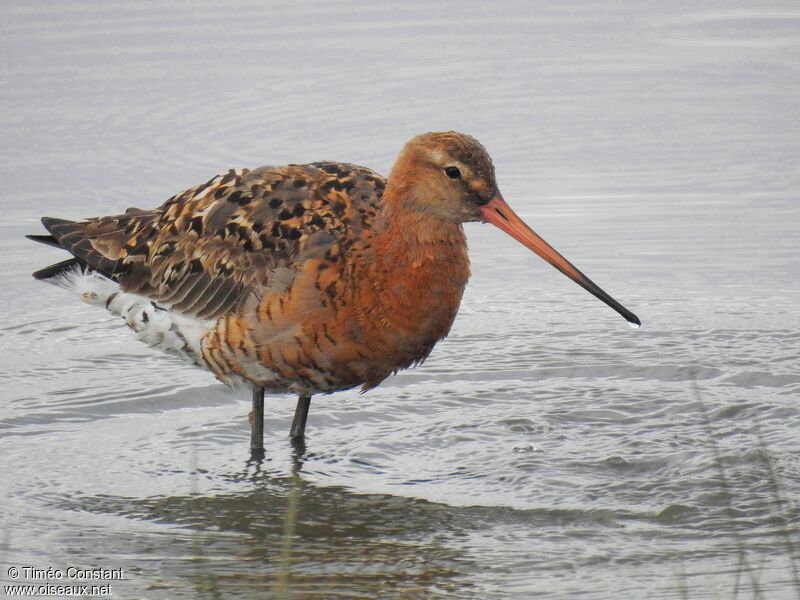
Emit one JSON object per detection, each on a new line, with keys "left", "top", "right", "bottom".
{"left": 290, "top": 395, "right": 312, "bottom": 442}
{"left": 250, "top": 387, "right": 265, "bottom": 458}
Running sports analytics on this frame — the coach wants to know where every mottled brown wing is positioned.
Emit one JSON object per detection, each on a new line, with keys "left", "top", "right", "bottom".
{"left": 43, "top": 162, "right": 385, "bottom": 319}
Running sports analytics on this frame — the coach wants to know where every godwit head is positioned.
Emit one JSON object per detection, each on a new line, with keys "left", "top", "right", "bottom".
{"left": 387, "top": 131, "right": 640, "bottom": 327}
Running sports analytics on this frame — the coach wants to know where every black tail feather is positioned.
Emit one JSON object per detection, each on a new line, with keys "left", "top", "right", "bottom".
{"left": 29, "top": 217, "right": 108, "bottom": 280}
{"left": 29, "top": 215, "right": 120, "bottom": 281}
{"left": 25, "top": 234, "right": 61, "bottom": 248}
{"left": 32, "top": 258, "right": 83, "bottom": 280}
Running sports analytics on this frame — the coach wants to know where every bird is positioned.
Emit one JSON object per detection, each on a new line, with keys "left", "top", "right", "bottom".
{"left": 27, "top": 131, "right": 640, "bottom": 454}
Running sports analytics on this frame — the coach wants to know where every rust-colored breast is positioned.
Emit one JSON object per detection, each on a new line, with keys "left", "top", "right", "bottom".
{"left": 202, "top": 206, "right": 471, "bottom": 395}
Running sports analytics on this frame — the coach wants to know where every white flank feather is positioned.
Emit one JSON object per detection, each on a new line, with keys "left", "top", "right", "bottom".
{"left": 53, "top": 266, "right": 214, "bottom": 366}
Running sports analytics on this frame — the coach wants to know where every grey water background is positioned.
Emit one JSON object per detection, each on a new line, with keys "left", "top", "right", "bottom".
{"left": 1, "top": 1, "right": 799, "bottom": 598}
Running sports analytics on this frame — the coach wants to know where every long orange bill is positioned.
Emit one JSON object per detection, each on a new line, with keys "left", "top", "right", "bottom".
{"left": 481, "top": 193, "right": 641, "bottom": 328}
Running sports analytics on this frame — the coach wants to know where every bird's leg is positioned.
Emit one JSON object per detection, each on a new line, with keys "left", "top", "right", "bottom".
{"left": 250, "top": 387, "right": 265, "bottom": 457}
{"left": 290, "top": 395, "right": 312, "bottom": 441}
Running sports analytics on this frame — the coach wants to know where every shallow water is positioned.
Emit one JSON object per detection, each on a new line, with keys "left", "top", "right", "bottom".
{"left": 1, "top": 1, "right": 799, "bottom": 598}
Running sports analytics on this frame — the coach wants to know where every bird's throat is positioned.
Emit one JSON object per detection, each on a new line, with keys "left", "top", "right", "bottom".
{"left": 369, "top": 205, "right": 471, "bottom": 345}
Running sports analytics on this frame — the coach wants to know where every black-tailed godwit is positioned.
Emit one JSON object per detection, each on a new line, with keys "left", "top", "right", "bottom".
{"left": 28, "top": 132, "right": 640, "bottom": 454}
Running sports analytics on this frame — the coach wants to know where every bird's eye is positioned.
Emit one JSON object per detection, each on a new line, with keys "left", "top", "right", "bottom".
{"left": 444, "top": 166, "right": 461, "bottom": 179}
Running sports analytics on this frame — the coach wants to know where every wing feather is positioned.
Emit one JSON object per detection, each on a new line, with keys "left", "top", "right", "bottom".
{"left": 37, "top": 162, "right": 385, "bottom": 320}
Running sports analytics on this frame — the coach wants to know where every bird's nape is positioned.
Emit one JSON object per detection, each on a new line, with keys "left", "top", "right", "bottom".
{"left": 480, "top": 192, "right": 641, "bottom": 328}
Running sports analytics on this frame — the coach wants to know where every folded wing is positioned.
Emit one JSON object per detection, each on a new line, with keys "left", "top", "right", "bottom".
{"left": 32, "top": 163, "right": 385, "bottom": 320}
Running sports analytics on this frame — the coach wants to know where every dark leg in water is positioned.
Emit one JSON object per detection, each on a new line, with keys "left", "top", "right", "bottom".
{"left": 290, "top": 395, "right": 311, "bottom": 441}
{"left": 250, "top": 387, "right": 265, "bottom": 455}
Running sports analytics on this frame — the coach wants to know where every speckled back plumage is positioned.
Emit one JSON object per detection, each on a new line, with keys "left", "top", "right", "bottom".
{"left": 44, "top": 162, "right": 385, "bottom": 319}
